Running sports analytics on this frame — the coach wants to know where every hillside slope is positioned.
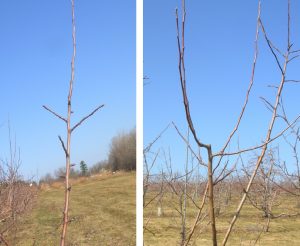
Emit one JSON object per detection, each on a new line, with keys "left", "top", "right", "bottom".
{"left": 9, "top": 172, "right": 136, "bottom": 246}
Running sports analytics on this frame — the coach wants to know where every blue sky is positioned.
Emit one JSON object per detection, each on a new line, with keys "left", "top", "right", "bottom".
{"left": 0, "top": 1, "right": 135, "bottom": 179}
{"left": 144, "top": 1, "right": 300, "bottom": 175}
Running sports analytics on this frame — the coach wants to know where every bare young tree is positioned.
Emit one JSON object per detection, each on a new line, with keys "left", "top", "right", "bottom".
{"left": 43, "top": 1, "right": 104, "bottom": 245}
{"left": 174, "top": 0, "right": 300, "bottom": 245}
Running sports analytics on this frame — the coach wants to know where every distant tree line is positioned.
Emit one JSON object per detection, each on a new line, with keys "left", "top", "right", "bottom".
{"left": 108, "top": 128, "right": 136, "bottom": 171}
{"left": 40, "top": 128, "right": 136, "bottom": 183}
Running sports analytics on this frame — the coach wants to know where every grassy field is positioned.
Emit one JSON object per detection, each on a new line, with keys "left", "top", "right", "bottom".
{"left": 7, "top": 172, "right": 136, "bottom": 246}
{"left": 144, "top": 192, "right": 300, "bottom": 246}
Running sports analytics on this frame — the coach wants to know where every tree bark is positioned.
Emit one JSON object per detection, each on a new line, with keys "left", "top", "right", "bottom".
{"left": 208, "top": 146, "right": 217, "bottom": 246}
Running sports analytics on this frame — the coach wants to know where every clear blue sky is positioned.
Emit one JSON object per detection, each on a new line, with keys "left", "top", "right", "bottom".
{"left": 144, "top": 1, "right": 300, "bottom": 175}
{"left": 0, "top": 1, "right": 135, "bottom": 179}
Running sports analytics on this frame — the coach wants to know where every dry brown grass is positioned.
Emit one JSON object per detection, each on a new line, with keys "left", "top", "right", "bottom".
{"left": 6, "top": 172, "right": 136, "bottom": 245}
{"left": 144, "top": 191, "right": 300, "bottom": 245}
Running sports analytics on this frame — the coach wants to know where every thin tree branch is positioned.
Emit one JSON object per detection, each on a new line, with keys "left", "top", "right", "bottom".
{"left": 214, "top": 7, "right": 260, "bottom": 174}
{"left": 184, "top": 183, "right": 208, "bottom": 246}
{"left": 214, "top": 114, "right": 300, "bottom": 157}
{"left": 144, "top": 123, "right": 171, "bottom": 153}
{"left": 288, "top": 55, "right": 300, "bottom": 63}
{"left": 175, "top": 7, "right": 209, "bottom": 150}
{"left": 285, "top": 79, "right": 300, "bottom": 83}
{"left": 58, "top": 136, "right": 68, "bottom": 157}
{"left": 260, "top": 96, "right": 275, "bottom": 112}
{"left": 0, "top": 234, "right": 9, "bottom": 246}
{"left": 43, "top": 105, "right": 67, "bottom": 123}
{"left": 272, "top": 212, "right": 300, "bottom": 218}
{"left": 290, "top": 49, "right": 300, "bottom": 54}
{"left": 222, "top": 2, "right": 292, "bottom": 241}
{"left": 259, "top": 18, "right": 284, "bottom": 75}
{"left": 71, "top": 104, "right": 104, "bottom": 132}
{"left": 172, "top": 122, "right": 206, "bottom": 167}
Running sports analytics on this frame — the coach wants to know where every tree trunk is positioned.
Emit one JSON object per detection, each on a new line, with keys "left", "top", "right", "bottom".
{"left": 208, "top": 146, "right": 217, "bottom": 246}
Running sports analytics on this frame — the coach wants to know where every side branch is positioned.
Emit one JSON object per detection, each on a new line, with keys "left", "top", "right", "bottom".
{"left": 0, "top": 233, "right": 9, "bottom": 246}
{"left": 213, "top": 3, "right": 261, "bottom": 174}
{"left": 184, "top": 183, "right": 209, "bottom": 246}
{"left": 214, "top": 114, "right": 300, "bottom": 157}
{"left": 172, "top": 122, "right": 207, "bottom": 167}
{"left": 58, "top": 136, "right": 68, "bottom": 157}
{"left": 71, "top": 104, "right": 104, "bottom": 132}
{"left": 222, "top": 8, "right": 292, "bottom": 240}
{"left": 175, "top": 8, "right": 209, "bottom": 150}
{"left": 43, "top": 105, "right": 67, "bottom": 123}
{"left": 259, "top": 19, "right": 284, "bottom": 74}
{"left": 144, "top": 123, "right": 171, "bottom": 153}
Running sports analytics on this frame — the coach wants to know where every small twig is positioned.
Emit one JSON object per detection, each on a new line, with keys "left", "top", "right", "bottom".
{"left": 285, "top": 79, "right": 300, "bottom": 83}
{"left": 272, "top": 212, "right": 300, "bottom": 218}
{"left": 290, "top": 49, "right": 300, "bottom": 54}
{"left": 260, "top": 97, "right": 275, "bottom": 112}
{"left": 214, "top": 164, "right": 236, "bottom": 185}
{"left": 288, "top": 54, "right": 300, "bottom": 63}
{"left": 144, "top": 123, "right": 171, "bottom": 153}
{"left": 144, "top": 226, "right": 156, "bottom": 236}
{"left": 267, "top": 84, "right": 279, "bottom": 89}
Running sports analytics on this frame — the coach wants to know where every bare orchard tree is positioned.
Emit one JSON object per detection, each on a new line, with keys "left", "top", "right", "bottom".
{"left": 43, "top": 1, "right": 104, "bottom": 245}
{"left": 274, "top": 100, "right": 300, "bottom": 207}
{"left": 175, "top": 0, "right": 300, "bottom": 245}
{"left": 143, "top": 124, "right": 170, "bottom": 209}
{"left": 0, "top": 123, "right": 37, "bottom": 246}
{"left": 143, "top": 124, "right": 208, "bottom": 244}
{"left": 143, "top": 125, "right": 171, "bottom": 237}
{"left": 241, "top": 148, "right": 280, "bottom": 232}
{"left": 161, "top": 146, "right": 209, "bottom": 245}
{"left": 214, "top": 174, "right": 234, "bottom": 217}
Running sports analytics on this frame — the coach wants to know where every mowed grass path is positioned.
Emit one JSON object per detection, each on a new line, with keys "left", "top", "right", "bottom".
{"left": 11, "top": 172, "right": 136, "bottom": 246}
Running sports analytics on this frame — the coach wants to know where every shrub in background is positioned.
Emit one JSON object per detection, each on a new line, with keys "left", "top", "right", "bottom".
{"left": 108, "top": 128, "right": 136, "bottom": 171}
